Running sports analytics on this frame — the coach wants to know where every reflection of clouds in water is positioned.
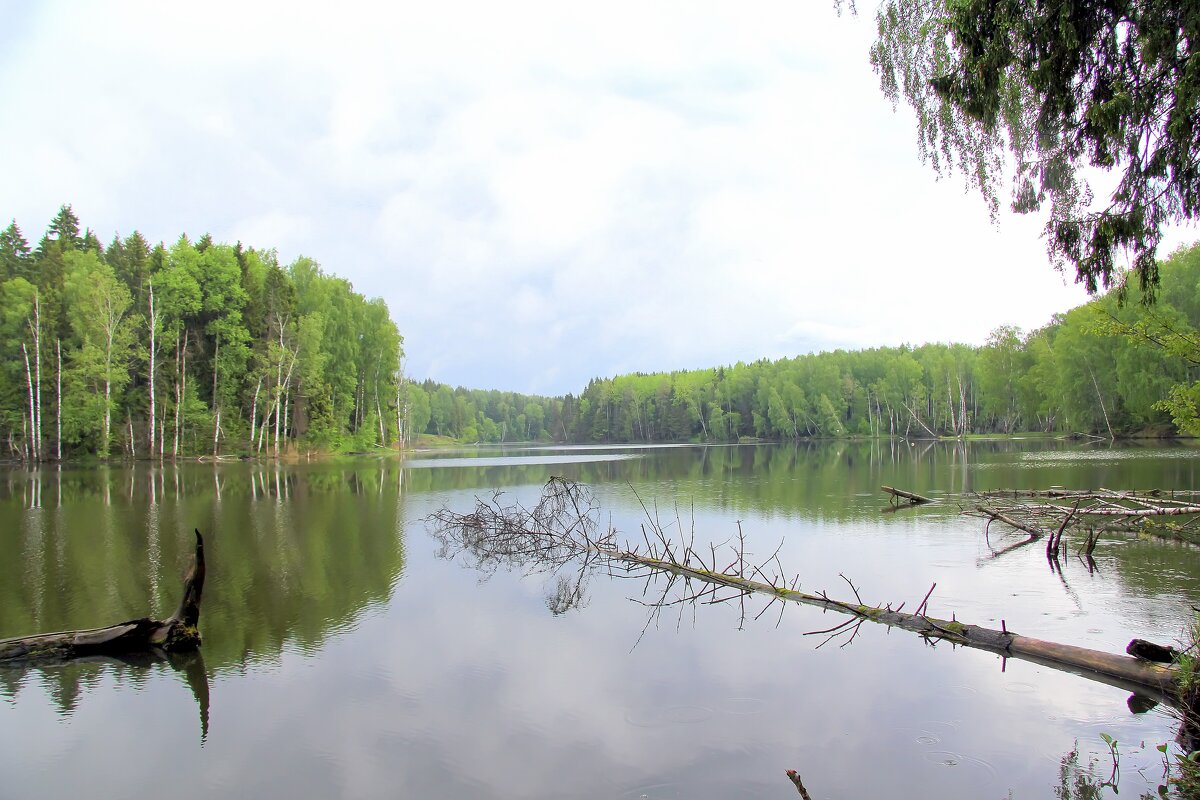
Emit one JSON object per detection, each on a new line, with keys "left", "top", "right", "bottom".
{"left": 0, "top": 540, "right": 1178, "bottom": 800}
{"left": 176, "top": 540, "right": 1168, "bottom": 800}
{"left": 2, "top": 447, "right": 1196, "bottom": 800}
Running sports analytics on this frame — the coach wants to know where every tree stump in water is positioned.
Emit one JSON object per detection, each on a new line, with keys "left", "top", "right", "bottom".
{"left": 1127, "top": 638, "right": 1180, "bottom": 664}
{"left": 0, "top": 529, "right": 206, "bottom": 664}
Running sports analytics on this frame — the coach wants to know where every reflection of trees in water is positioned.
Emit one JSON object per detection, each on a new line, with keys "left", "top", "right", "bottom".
{"left": 407, "top": 440, "right": 1200, "bottom": 524}
{"left": 0, "top": 462, "right": 406, "bottom": 713}
{"left": 0, "top": 649, "right": 211, "bottom": 742}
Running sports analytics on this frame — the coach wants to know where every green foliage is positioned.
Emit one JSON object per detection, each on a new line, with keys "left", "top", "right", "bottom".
{"left": 871, "top": 0, "right": 1200, "bottom": 294}
{"left": 0, "top": 208, "right": 405, "bottom": 459}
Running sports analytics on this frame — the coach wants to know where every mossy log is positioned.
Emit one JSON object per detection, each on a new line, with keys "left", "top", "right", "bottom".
{"left": 0, "top": 529, "right": 206, "bottom": 664}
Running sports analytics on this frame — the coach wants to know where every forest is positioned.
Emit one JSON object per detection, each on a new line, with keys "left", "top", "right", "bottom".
{"left": 1, "top": 206, "right": 403, "bottom": 460}
{"left": 4, "top": 207, "right": 1199, "bottom": 460}
{"left": 405, "top": 243, "right": 1200, "bottom": 444}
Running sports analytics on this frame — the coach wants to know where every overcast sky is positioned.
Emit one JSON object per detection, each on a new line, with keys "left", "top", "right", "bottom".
{"left": 2, "top": 1, "right": 1193, "bottom": 395}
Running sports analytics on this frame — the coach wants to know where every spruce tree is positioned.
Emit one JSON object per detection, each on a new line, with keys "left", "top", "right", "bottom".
{"left": 0, "top": 220, "right": 33, "bottom": 281}
{"left": 44, "top": 204, "right": 81, "bottom": 252}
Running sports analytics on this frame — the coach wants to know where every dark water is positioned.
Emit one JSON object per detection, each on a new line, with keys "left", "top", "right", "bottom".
{"left": 1, "top": 440, "right": 1198, "bottom": 799}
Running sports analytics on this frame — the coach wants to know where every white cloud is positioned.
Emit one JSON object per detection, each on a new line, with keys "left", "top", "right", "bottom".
{"left": 0, "top": 0, "right": 1095, "bottom": 394}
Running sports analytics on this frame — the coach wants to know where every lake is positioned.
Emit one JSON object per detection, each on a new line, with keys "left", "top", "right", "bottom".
{"left": 2, "top": 440, "right": 1199, "bottom": 799}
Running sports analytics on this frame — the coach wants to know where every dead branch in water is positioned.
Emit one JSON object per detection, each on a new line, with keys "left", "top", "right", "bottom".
{"left": 966, "top": 489, "right": 1200, "bottom": 561}
{"left": 430, "top": 479, "right": 1180, "bottom": 704}
{"left": 0, "top": 529, "right": 206, "bottom": 664}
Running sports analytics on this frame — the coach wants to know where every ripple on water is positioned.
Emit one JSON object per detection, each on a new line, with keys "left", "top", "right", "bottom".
{"left": 623, "top": 705, "right": 713, "bottom": 728}
{"left": 715, "top": 697, "right": 768, "bottom": 716}
{"left": 896, "top": 719, "right": 960, "bottom": 746}
{"left": 922, "top": 750, "right": 1000, "bottom": 783}
{"left": 618, "top": 782, "right": 680, "bottom": 799}
{"left": 1002, "top": 681, "right": 1038, "bottom": 694}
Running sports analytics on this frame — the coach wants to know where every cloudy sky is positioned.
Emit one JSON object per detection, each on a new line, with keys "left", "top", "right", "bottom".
{"left": 2, "top": 1, "right": 1192, "bottom": 395}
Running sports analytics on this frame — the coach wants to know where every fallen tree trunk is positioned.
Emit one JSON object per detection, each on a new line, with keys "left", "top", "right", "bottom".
{"left": 0, "top": 529, "right": 205, "bottom": 664}
{"left": 1052, "top": 504, "right": 1200, "bottom": 517}
{"left": 611, "top": 545, "right": 1179, "bottom": 701}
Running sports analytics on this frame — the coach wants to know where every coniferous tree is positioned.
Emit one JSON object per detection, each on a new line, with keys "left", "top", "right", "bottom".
{"left": 0, "top": 220, "right": 33, "bottom": 281}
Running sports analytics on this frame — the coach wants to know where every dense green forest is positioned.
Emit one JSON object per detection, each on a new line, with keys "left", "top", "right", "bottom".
{"left": 405, "top": 243, "right": 1200, "bottom": 444}
{"left": 1, "top": 206, "right": 403, "bottom": 460}
{"left": 5, "top": 207, "right": 1199, "bottom": 460}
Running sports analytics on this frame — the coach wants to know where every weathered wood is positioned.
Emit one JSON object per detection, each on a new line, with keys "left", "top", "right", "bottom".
{"left": 0, "top": 529, "right": 206, "bottom": 664}
{"left": 882, "top": 485, "right": 933, "bottom": 505}
{"left": 1052, "top": 504, "right": 1200, "bottom": 517}
{"left": 979, "top": 488, "right": 1188, "bottom": 499}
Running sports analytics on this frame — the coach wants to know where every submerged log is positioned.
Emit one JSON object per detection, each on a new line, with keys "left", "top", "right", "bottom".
{"left": 0, "top": 529, "right": 206, "bottom": 664}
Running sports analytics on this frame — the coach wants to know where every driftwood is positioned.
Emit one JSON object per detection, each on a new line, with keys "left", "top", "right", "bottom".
{"left": 882, "top": 485, "right": 933, "bottom": 505}
{"left": 978, "top": 488, "right": 1200, "bottom": 501}
{"left": 968, "top": 490, "right": 1200, "bottom": 541}
{"left": 1049, "top": 504, "right": 1200, "bottom": 517}
{"left": 0, "top": 529, "right": 206, "bottom": 664}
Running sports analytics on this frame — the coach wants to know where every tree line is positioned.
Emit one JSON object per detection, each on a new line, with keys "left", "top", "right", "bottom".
{"left": 5, "top": 207, "right": 1198, "bottom": 458}
{"left": 1, "top": 206, "right": 403, "bottom": 460}
{"left": 408, "top": 243, "right": 1200, "bottom": 443}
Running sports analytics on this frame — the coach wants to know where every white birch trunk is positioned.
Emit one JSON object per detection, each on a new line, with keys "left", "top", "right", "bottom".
{"left": 22, "top": 343, "right": 36, "bottom": 461}
{"left": 31, "top": 292, "right": 41, "bottom": 459}
{"left": 56, "top": 338, "right": 62, "bottom": 461}
{"left": 173, "top": 331, "right": 182, "bottom": 458}
{"left": 273, "top": 318, "right": 285, "bottom": 457}
{"left": 148, "top": 279, "right": 156, "bottom": 457}
{"left": 211, "top": 333, "right": 220, "bottom": 457}
{"left": 249, "top": 374, "right": 262, "bottom": 451}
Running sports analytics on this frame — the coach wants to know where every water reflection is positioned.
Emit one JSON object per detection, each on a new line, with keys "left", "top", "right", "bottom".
{"left": 0, "top": 462, "right": 407, "bottom": 673}
{"left": 0, "top": 650, "right": 210, "bottom": 740}
{"left": 1, "top": 443, "right": 1198, "bottom": 799}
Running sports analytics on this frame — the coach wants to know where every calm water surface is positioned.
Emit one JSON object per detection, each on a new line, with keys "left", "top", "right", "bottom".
{"left": 1, "top": 440, "right": 1199, "bottom": 799}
